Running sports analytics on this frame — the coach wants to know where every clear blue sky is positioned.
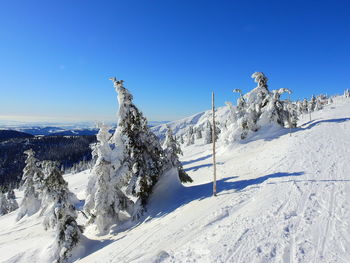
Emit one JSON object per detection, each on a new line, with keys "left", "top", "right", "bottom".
{"left": 0, "top": 0, "right": 349, "bottom": 122}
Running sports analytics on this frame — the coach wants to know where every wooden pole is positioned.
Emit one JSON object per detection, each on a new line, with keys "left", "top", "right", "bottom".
{"left": 288, "top": 93, "right": 292, "bottom": 137}
{"left": 212, "top": 92, "right": 217, "bottom": 196}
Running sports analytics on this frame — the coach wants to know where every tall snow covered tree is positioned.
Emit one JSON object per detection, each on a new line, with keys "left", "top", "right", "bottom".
{"left": 40, "top": 161, "right": 82, "bottom": 263}
{"left": 108, "top": 78, "right": 165, "bottom": 215}
{"left": 84, "top": 123, "right": 134, "bottom": 234}
{"left": 17, "top": 149, "right": 43, "bottom": 220}
{"left": 163, "top": 126, "right": 192, "bottom": 183}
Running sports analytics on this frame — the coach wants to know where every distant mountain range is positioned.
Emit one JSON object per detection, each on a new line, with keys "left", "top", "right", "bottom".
{"left": 0, "top": 121, "right": 169, "bottom": 137}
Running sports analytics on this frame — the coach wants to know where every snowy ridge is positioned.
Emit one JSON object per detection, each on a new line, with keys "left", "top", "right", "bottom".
{"left": 151, "top": 106, "right": 230, "bottom": 140}
{"left": 1, "top": 98, "right": 350, "bottom": 262}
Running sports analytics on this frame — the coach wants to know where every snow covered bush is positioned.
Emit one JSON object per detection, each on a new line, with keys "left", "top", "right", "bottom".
{"left": 17, "top": 149, "right": 43, "bottom": 221}
{"left": 40, "top": 161, "right": 82, "bottom": 263}
{"left": 163, "top": 126, "right": 192, "bottom": 183}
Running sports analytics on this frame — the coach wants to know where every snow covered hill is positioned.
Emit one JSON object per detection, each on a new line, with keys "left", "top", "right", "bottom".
{"left": 1, "top": 98, "right": 350, "bottom": 263}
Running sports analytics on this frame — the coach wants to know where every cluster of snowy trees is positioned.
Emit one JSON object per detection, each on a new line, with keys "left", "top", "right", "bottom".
{"left": 83, "top": 78, "right": 192, "bottom": 235}
{"left": 0, "top": 188, "right": 18, "bottom": 216}
{"left": 0, "top": 78, "right": 193, "bottom": 262}
{"left": 3, "top": 149, "right": 83, "bottom": 263}
{"left": 218, "top": 72, "right": 334, "bottom": 142}
{"left": 176, "top": 120, "right": 220, "bottom": 146}
{"left": 222, "top": 72, "right": 296, "bottom": 141}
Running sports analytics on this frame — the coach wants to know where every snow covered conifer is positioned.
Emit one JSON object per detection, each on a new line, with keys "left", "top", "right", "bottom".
{"left": 310, "top": 95, "right": 316, "bottom": 112}
{"left": 17, "top": 149, "right": 43, "bottom": 220}
{"left": 204, "top": 120, "right": 213, "bottom": 144}
{"left": 0, "top": 190, "right": 9, "bottom": 216}
{"left": 315, "top": 96, "right": 323, "bottom": 111}
{"left": 196, "top": 127, "right": 203, "bottom": 139}
{"left": 302, "top": 98, "right": 309, "bottom": 114}
{"left": 163, "top": 126, "right": 192, "bottom": 183}
{"left": 40, "top": 161, "right": 82, "bottom": 263}
{"left": 6, "top": 189, "right": 18, "bottom": 212}
{"left": 186, "top": 126, "right": 195, "bottom": 146}
{"left": 84, "top": 123, "right": 134, "bottom": 234}
{"left": 109, "top": 78, "right": 165, "bottom": 215}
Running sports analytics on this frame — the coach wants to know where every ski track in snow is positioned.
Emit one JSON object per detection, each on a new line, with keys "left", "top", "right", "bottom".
{"left": 1, "top": 98, "right": 350, "bottom": 263}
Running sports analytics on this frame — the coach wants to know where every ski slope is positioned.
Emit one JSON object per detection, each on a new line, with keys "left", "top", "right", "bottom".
{"left": 0, "top": 98, "right": 350, "bottom": 263}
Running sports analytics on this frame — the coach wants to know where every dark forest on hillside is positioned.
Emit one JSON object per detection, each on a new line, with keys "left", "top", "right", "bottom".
{"left": 0, "top": 135, "right": 96, "bottom": 188}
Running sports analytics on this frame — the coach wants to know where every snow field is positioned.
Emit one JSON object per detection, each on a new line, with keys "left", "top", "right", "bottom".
{"left": 0, "top": 98, "right": 350, "bottom": 262}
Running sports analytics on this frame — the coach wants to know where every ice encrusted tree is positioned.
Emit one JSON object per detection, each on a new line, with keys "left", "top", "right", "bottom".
{"left": 84, "top": 123, "right": 134, "bottom": 234}
{"left": 108, "top": 78, "right": 165, "bottom": 215}
{"left": 40, "top": 161, "right": 82, "bottom": 263}
{"left": 17, "top": 149, "right": 43, "bottom": 220}
{"left": 163, "top": 126, "right": 192, "bottom": 183}
{"left": 6, "top": 189, "right": 18, "bottom": 212}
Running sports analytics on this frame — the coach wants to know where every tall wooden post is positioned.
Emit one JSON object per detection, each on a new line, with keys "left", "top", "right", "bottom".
{"left": 288, "top": 93, "right": 292, "bottom": 137}
{"left": 212, "top": 92, "right": 217, "bottom": 196}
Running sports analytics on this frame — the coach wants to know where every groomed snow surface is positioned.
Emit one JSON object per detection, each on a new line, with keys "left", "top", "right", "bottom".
{"left": 1, "top": 98, "right": 350, "bottom": 263}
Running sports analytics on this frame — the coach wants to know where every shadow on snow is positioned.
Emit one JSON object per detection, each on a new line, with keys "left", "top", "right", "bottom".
{"left": 242, "top": 117, "right": 350, "bottom": 143}
{"left": 148, "top": 171, "right": 304, "bottom": 219}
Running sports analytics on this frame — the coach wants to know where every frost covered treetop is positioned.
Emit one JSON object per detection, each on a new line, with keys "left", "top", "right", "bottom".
{"left": 251, "top": 72, "right": 268, "bottom": 91}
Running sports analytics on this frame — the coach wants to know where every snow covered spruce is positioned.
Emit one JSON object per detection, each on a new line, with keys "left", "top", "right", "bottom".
{"left": 17, "top": 149, "right": 43, "bottom": 220}
{"left": 40, "top": 161, "right": 82, "bottom": 263}
{"left": 84, "top": 78, "right": 190, "bottom": 234}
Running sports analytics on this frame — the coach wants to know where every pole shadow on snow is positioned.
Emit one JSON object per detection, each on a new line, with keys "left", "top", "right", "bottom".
{"left": 148, "top": 171, "right": 304, "bottom": 219}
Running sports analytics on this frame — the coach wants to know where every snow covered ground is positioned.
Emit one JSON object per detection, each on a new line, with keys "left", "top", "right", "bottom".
{"left": 1, "top": 98, "right": 350, "bottom": 263}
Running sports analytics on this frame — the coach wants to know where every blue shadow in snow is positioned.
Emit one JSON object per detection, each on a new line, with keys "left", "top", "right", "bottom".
{"left": 148, "top": 171, "right": 304, "bottom": 219}
{"left": 182, "top": 154, "right": 212, "bottom": 166}
{"left": 301, "top": 117, "right": 350, "bottom": 130}
{"left": 243, "top": 117, "right": 350, "bottom": 143}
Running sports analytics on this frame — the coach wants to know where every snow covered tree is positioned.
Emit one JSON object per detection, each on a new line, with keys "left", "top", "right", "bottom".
{"left": 186, "top": 125, "right": 195, "bottom": 146}
{"left": 108, "top": 78, "right": 165, "bottom": 216}
{"left": 344, "top": 89, "right": 350, "bottom": 98}
{"left": 163, "top": 126, "right": 192, "bottom": 183}
{"left": 315, "top": 96, "right": 323, "bottom": 111}
{"left": 302, "top": 98, "right": 309, "bottom": 114}
{"left": 195, "top": 127, "right": 203, "bottom": 139}
{"left": 17, "top": 149, "right": 43, "bottom": 220}
{"left": 40, "top": 161, "right": 82, "bottom": 263}
{"left": 309, "top": 95, "right": 316, "bottom": 112}
{"left": 0, "top": 191, "right": 9, "bottom": 216}
{"left": 259, "top": 88, "right": 292, "bottom": 127}
{"left": 6, "top": 189, "right": 18, "bottom": 212}
{"left": 204, "top": 120, "right": 213, "bottom": 144}
{"left": 180, "top": 134, "right": 184, "bottom": 144}
{"left": 84, "top": 123, "right": 134, "bottom": 234}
